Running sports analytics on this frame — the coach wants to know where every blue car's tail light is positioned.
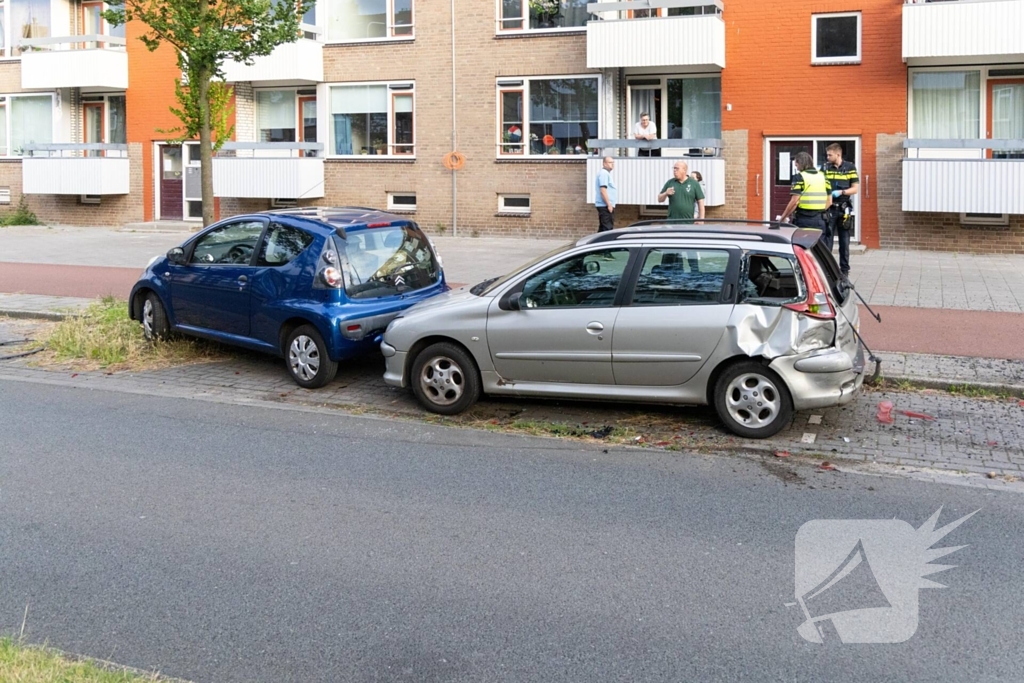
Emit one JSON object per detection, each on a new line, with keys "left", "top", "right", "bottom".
{"left": 313, "top": 237, "right": 343, "bottom": 290}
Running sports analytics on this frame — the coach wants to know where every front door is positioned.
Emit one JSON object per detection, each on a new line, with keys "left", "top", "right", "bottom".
{"left": 167, "top": 219, "right": 267, "bottom": 337}
{"left": 612, "top": 247, "right": 736, "bottom": 386}
{"left": 486, "top": 247, "right": 633, "bottom": 385}
{"left": 769, "top": 141, "right": 812, "bottom": 221}
{"left": 989, "top": 79, "right": 1024, "bottom": 158}
{"left": 159, "top": 145, "right": 184, "bottom": 220}
{"left": 83, "top": 102, "right": 104, "bottom": 157}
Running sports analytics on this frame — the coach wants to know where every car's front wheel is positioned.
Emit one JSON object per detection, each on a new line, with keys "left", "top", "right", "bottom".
{"left": 285, "top": 325, "right": 338, "bottom": 389}
{"left": 410, "top": 342, "right": 481, "bottom": 415}
{"left": 141, "top": 292, "right": 170, "bottom": 341}
{"left": 713, "top": 361, "right": 793, "bottom": 438}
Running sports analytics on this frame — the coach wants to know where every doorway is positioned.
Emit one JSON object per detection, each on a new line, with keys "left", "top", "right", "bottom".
{"left": 159, "top": 144, "right": 184, "bottom": 220}
{"left": 988, "top": 79, "right": 1024, "bottom": 158}
{"left": 83, "top": 101, "right": 104, "bottom": 157}
{"left": 765, "top": 137, "right": 861, "bottom": 242}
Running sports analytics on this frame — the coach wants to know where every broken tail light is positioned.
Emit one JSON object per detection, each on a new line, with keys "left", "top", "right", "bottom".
{"left": 785, "top": 245, "right": 835, "bottom": 320}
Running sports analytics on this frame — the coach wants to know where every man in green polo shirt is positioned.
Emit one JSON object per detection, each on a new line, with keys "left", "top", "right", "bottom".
{"left": 658, "top": 160, "right": 705, "bottom": 220}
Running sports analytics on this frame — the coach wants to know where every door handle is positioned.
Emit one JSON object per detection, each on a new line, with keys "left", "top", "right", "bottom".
{"left": 586, "top": 321, "right": 604, "bottom": 333}
{"left": 237, "top": 275, "right": 248, "bottom": 287}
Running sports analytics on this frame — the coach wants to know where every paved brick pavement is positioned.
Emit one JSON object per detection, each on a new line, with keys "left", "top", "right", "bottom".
{"left": 2, "top": 330, "right": 1022, "bottom": 488}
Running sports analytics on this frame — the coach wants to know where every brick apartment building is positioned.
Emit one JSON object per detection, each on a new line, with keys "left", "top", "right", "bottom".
{"left": 1, "top": 0, "right": 1022, "bottom": 251}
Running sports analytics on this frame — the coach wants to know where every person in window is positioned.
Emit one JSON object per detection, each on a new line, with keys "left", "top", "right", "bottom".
{"left": 634, "top": 112, "right": 660, "bottom": 157}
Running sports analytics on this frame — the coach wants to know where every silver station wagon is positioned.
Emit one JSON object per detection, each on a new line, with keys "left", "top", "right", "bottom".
{"left": 381, "top": 222, "right": 866, "bottom": 438}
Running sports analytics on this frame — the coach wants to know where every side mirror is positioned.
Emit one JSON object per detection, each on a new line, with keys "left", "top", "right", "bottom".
{"left": 585, "top": 260, "right": 600, "bottom": 274}
{"left": 167, "top": 247, "right": 186, "bottom": 265}
{"left": 500, "top": 290, "right": 521, "bottom": 311}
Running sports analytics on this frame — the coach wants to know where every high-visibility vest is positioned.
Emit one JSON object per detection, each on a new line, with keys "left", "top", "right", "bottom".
{"left": 796, "top": 170, "right": 828, "bottom": 212}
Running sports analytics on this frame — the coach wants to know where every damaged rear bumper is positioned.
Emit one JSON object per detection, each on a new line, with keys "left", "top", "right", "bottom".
{"left": 770, "top": 343, "right": 865, "bottom": 411}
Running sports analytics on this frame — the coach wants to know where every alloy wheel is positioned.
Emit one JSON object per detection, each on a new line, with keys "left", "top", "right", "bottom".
{"left": 725, "top": 372, "right": 781, "bottom": 429}
{"left": 418, "top": 355, "right": 465, "bottom": 406}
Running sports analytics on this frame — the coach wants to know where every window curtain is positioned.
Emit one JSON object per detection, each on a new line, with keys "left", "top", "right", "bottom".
{"left": 992, "top": 84, "right": 1024, "bottom": 140}
{"left": 257, "top": 90, "right": 296, "bottom": 142}
{"left": 11, "top": 0, "right": 51, "bottom": 55}
{"left": 108, "top": 96, "right": 127, "bottom": 144}
{"left": 682, "top": 77, "right": 721, "bottom": 139}
{"left": 911, "top": 71, "right": 980, "bottom": 139}
{"left": 328, "top": 0, "right": 386, "bottom": 40}
{"left": 11, "top": 96, "right": 52, "bottom": 155}
{"left": 332, "top": 85, "right": 387, "bottom": 154}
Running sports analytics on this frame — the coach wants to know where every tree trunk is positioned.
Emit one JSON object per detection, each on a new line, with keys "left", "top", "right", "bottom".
{"left": 197, "top": 67, "right": 215, "bottom": 227}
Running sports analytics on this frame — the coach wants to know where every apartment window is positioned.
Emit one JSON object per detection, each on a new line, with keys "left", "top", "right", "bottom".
{"left": 0, "top": 94, "right": 52, "bottom": 156}
{"left": 329, "top": 82, "right": 414, "bottom": 156}
{"left": 257, "top": 90, "right": 297, "bottom": 142}
{"left": 812, "top": 12, "right": 860, "bottom": 64}
{"left": 960, "top": 213, "right": 1009, "bottom": 227}
{"left": 499, "top": 0, "right": 590, "bottom": 32}
{"left": 81, "top": 1, "right": 123, "bottom": 47}
{"left": 81, "top": 94, "right": 126, "bottom": 156}
{"left": 3, "top": 0, "right": 51, "bottom": 57}
{"left": 666, "top": 76, "right": 721, "bottom": 140}
{"left": 326, "top": 0, "right": 413, "bottom": 41}
{"left": 498, "top": 194, "right": 531, "bottom": 214}
{"left": 911, "top": 70, "right": 981, "bottom": 139}
{"left": 387, "top": 192, "right": 416, "bottom": 211}
{"left": 496, "top": 77, "right": 598, "bottom": 157}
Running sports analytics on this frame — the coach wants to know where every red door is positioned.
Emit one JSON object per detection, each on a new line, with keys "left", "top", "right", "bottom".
{"left": 768, "top": 141, "right": 813, "bottom": 220}
{"left": 159, "top": 145, "right": 183, "bottom": 220}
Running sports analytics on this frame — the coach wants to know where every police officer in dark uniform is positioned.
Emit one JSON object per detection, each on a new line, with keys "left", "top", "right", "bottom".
{"left": 781, "top": 152, "right": 831, "bottom": 231}
{"left": 822, "top": 142, "right": 859, "bottom": 280}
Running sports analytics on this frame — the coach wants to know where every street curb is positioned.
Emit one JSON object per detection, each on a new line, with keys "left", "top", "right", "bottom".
{"left": 0, "top": 308, "right": 72, "bottom": 321}
{"left": 876, "top": 374, "right": 1024, "bottom": 398}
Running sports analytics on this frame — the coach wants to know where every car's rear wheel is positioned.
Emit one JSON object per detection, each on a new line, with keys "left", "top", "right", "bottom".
{"left": 141, "top": 292, "right": 170, "bottom": 341}
{"left": 713, "top": 361, "right": 793, "bottom": 438}
{"left": 286, "top": 325, "right": 338, "bottom": 389}
{"left": 410, "top": 342, "right": 481, "bottom": 415}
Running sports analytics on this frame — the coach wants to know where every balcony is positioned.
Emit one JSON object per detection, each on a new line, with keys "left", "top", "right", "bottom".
{"left": 903, "top": 0, "right": 1024, "bottom": 65}
{"left": 18, "top": 36, "right": 128, "bottom": 91}
{"left": 586, "top": 0, "right": 725, "bottom": 69}
{"left": 222, "top": 29, "right": 323, "bottom": 84}
{"left": 213, "top": 142, "right": 325, "bottom": 199}
{"left": 903, "top": 139, "right": 1024, "bottom": 214}
{"left": 585, "top": 139, "right": 725, "bottom": 206}
{"left": 22, "top": 144, "right": 130, "bottom": 195}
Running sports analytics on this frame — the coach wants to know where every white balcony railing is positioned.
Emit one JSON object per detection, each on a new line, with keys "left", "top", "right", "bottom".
{"left": 22, "top": 144, "right": 130, "bottom": 195}
{"left": 585, "top": 139, "right": 725, "bottom": 206}
{"left": 18, "top": 35, "right": 128, "bottom": 90}
{"left": 903, "top": 139, "right": 1024, "bottom": 214}
{"left": 586, "top": 0, "right": 725, "bottom": 69}
{"left": 213, "top": 142, "right": 325, "bottom": 199}
{"left": 222, "top": 28, "right": 323, "bottom": 83}
{"left": 903, "top": 0, "right": 1024, "bottom": 63}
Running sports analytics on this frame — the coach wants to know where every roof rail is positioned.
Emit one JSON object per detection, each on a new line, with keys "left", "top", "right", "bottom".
{"left": 627, "top": 218, "right": 791, "bottom": 230}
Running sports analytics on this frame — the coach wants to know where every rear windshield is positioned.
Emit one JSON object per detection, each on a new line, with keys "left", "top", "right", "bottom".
{"left": 339, "top": 225, "right": 441, "bottom": 299}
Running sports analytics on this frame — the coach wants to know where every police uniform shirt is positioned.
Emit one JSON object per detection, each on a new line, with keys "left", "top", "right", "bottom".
{"left": 790, "top": 168, "right": 831, "bottom": 215}
{"left": 822, "top": 160, "right": 858, "bottom": 204}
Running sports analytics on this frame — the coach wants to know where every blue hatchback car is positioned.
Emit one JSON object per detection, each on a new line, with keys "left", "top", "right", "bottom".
{"left": 129, "top": 207, "right": 447, "bottom": 388}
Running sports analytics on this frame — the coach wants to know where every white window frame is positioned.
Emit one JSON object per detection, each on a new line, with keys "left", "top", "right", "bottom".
{"left": 496, "top": 0, "right": 588, "bottom": 34}
{"left": 254, "top": 87, "right": 299, "bottom": 144}
{"left": 326, "top": 80, "right": 415, "bottom": 159}
{"left": 625, "top": 74, "right": 723, "bottom": 151}
{"left": 0, "top": 92, "right": 57, "bottom": 158}
{"left": 325, "top": 0, "right": 414, "bottom": 44}
{"left": 81, "top": 93, "right": 127, "bottom": 149}
{"left": 387, "top": 191, "right": 416, "bottom": 212}
{"left": 907, "top": 66, "right": 985, "bottom": 141}
{"left": 495, "top": 74, "right": 601, "bottom": 159}
{"left": 811, "top": 12, "right": 861, "bottom": 65}
{"left": 498, "top": 193, "right": 531, "bottom": 215}
{"left": 1, "top": 0, "right": 55, "bottom": 60}
{"left": 960, "top": 213, "right": 1009, "bottom": 226}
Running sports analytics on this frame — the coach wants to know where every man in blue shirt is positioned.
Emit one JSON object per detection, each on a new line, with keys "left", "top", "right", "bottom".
{"left": 594, "top": 156, "right": 616, "bottom": 232}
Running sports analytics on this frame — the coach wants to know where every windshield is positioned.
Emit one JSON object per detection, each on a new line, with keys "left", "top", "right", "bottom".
{"left": 474, "top": 241, "right": 575, "bottom": 296}
{"left": 339, "top": 225, "right": 441, "bottom": 299}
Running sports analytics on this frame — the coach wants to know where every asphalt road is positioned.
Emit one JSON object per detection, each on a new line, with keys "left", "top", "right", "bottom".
{"left": 1, "top": 380, "right": 1022, "bottom": 682}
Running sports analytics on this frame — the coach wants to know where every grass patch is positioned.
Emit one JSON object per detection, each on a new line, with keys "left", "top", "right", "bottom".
{"left": 0, "top": 638, "right": 172, "bottom": 682}
{"left": 43, "top": 296, "right": 228, "bottom": 372}
{"left": 0, "top": 196, "right": 43, "bottom": 226}
{"left": 946, "top": 383, "right": 1021, "bottom": 400}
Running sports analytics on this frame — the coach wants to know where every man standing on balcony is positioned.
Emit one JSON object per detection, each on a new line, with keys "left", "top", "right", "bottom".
{"left": 595, "top": 156, "right": 617, "bottom": 232}
{"left": 821, "top": 143, "right": 859, "bottom": 281}
{"left": 658, "top": 161, "right": 705, "bottom": 221}
{"left": 781, "top": 152, "right": 831, "bottom": 232}
{"left": 634, "top": 113, "right": 660, "bottom": 157}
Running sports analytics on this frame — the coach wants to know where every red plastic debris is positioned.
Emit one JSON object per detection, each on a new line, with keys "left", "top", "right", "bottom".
{"left": 876, "top": 401, "right": 894, "bottom": 424}
{"left": 654, "top": 440, "right": 671, "bottom": 447}
{"left": 71, "top": 373, "right": 78, "bottom": 378}
{"left": 819, "top": 461, "right": 837, "bottom": 471}
{"left": 774, "top": 450, "right": 791, "bottom": 458}
{"left": 987, "top": 440, "right": 999, "bottom": 447}
{"left": 1018, "top": 400, "right": 1024, "bottom": 408}
{"left": 900, "top": 410, "right": 935, "bottom": 421}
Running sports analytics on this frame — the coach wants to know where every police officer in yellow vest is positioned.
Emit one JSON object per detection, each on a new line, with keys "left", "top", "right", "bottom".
{"left": 781, "top": 151, "right": 832, "bottom": 232}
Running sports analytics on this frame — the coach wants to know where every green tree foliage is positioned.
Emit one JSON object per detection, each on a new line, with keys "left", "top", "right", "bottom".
{"left": 104, "top": 0, "right": 314, "bottom": 225}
